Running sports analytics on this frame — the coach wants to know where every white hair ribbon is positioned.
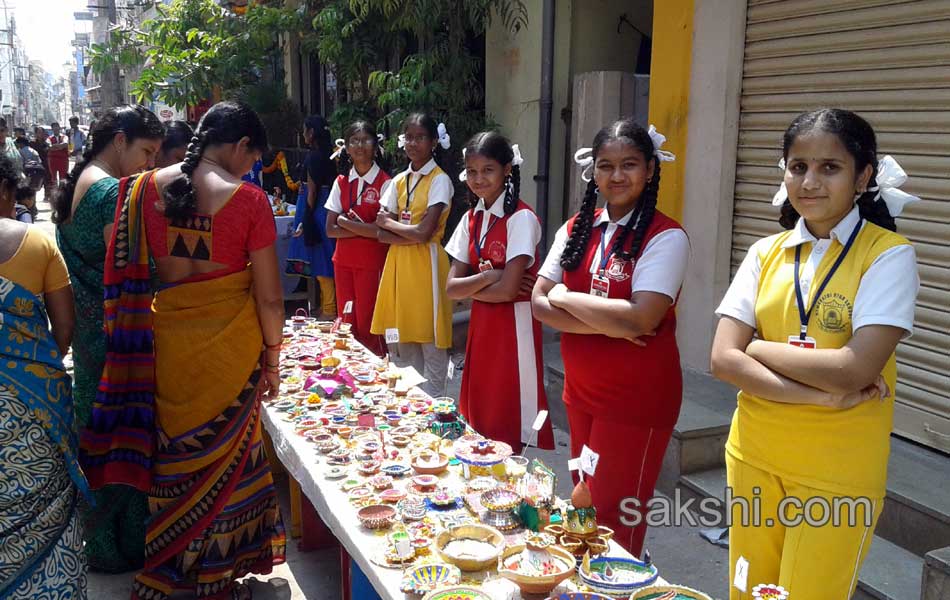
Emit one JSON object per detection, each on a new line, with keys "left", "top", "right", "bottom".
{"left": 330, "top": 138, "right": 345, "bottom": 161}
{"left": 458, "top": 148, "right": 468, "bottom": 182}
{"left": 647, "top": 125, "right": 676, "bottom": 162}
{"left": 511, "top": 144, "right": 524, "bottom": 167}
{"left": 436, "top": 122, "right": 451, "bottom": 150}
{"left": 771, "top": 158, "right": 789, "bottom": 206}
{"left": 574, "top": 147, "right": 594, "bottom": 182}
{"left": 397, "top": 134, "right": 406, "bottom": 149}
{"left": 868, "top": 155, "right": 919, "bottom": 217}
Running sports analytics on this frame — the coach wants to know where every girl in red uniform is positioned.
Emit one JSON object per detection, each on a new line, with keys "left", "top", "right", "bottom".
{"left": 445, "top": 132, "right": 554, "bottom": 452}
{"left": 532, "top": 119, "right": 689, "bottom": 556}
{"left": 325, "top": 121, "right": 391, "bottom": 355}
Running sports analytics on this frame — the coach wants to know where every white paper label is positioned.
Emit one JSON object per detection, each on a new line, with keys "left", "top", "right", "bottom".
{"left": 567, "top": 458, "right": 581, "bottom": 472}
{"left": 580, "top": 444, "right": 600, "bottom": 476}
{"left": 531, "top": 410, "right": 549, "bottom": 431}
{"left": 462, "top": 463, "right": 471, "bottom": 478}
{"left": 385, "top": 328, "right": 400, "bottom": 344}
{"left": 447, "top": 360, "right": 455, "bottom": 380}
{"left": 733, "top": 556, "right": 749, "bottom": 592}
{"left": 343, "top": 301, "right": 354, "bottom": 314}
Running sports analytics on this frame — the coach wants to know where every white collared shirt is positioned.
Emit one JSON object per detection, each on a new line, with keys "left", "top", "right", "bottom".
{"left": 539, "top": 206, "right": 690, "bottom": 301}
{"left": 444, "top": 192, "right": 541, "bottom": 267}
{"left": 380, "top": 158, "right": 453, "bottom": 213}
{"left": 325, "top": 162, "right": 390, "bottom": 213}
{"left": 716, "top": 205, "right": 919, "bottom": 336}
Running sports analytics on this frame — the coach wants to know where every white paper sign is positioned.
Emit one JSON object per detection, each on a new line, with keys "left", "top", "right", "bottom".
{"left": 733, "top": 556, "right": 750, "bottom": 592}
{"left": 580, "top": 444, "right": 599, "bottom": 476}
{"left": 385, "top": 328, "right": 400, "bottom": 344}
{"left": 567, "top": 458, "right": 581, "bottom": 472}
{"left": 447, "top": 360, "right": 455, "bottom": 380}
{"left": 531, "top": 410, "right": 549, "bottom": 431}
{"left": 343, "top": 301, "right": 354, "bottom": 314}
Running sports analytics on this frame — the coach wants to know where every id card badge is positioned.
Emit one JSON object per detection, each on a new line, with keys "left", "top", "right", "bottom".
{"left": 399, "top": 210, "right": 412, "bottom": 225}
{"left": 347, "top": 209, "right": 364, "bottom": 223}
{"left": 478, "top": 259, "right": 494, "bottom": 273}
{"left": 788, "top": 335, "right": 818, "bottom": 349}
{"left": 590, "top": 272, "right": 610, "bottom": 298}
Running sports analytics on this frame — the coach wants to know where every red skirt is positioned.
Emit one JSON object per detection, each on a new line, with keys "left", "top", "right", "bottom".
{"left": 458, "top": 299, "right": 554, "bottom": 452}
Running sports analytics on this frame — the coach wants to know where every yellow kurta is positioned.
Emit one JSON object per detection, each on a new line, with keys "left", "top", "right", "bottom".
{"left": 371, "top": 166, "right": 452, "bottom": 348}
{"left": 726, "top": 221, "right": 910, "bottom": 498}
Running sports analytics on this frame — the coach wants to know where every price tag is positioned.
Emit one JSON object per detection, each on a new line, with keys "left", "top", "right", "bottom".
{"left": 580, "top": 444, "right": 599, "bottom": 476}
{"left": 733, "top": 556, "right": 750, "bottom": 592}
{"left": 343, "top": 301, "right": 354, "bottom": 315}
{"left": 385, "top": 328, "right": 400, "bottom": 344}
{"left": 447, "top": 360, "right": 455, "bottom": 380}
{"left": 531, "top": 410, "right": 549, "bottom": 431}
{"left": 568, "top": 457, "right": 583, "bottom": 481}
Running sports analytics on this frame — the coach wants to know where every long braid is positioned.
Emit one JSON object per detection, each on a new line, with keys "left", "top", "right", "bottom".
{"left": 613, "top": 162, "right": 661, "bottom": 261}
{"left": 337, "top": 147, "right": 352, "bottom": 176}
{"left": 162, "top": 131, "right": 209, "bottom": 219}
{"left": 560, "top": 179, "right": 598, "bottom": 271}
{"left": 51, "top": 145, "right": 95, "bottom": 224}
{"left": 503, "top": 165, "right": 520, "bottom": 216}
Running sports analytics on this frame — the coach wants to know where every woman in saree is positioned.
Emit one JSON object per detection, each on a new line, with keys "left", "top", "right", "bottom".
{"left": 0, "top": 155, "right": 90, "bottom": 598}
{"left": 82, "top": 101, "right": 286, "bottom": 599}
{"left": 52, "top": 105, "right": 165, "bottom": 573}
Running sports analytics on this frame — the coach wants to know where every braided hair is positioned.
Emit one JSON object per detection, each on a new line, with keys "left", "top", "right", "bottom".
{"left": 163, "top": 101, "right": 267, "bottom": 219}
{"left": 337, "top": 120, "right": 383, "bottom": 177}
{"left": 51, "top": 105, "right": 164, "bottom": 224}
{"left": 403, "top": 112, "right": 448, "bottom": 172}
{"left": 560, "top": 119, "right": 660, "bottom": 271}
{"left": 462, "top": 131, "right": 520, "bottom": 216}
{"left": 779, "top": 108, "right": 895, "bottom": 232}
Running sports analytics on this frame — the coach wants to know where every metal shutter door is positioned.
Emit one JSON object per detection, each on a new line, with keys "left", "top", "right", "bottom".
{"left": 732, "top": 0, "right": 950, "bottom": 451}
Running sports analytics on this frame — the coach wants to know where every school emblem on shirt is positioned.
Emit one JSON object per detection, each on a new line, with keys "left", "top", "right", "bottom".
{"left": 488, "top": 240, "right": 507, "bottom": 263}
{"left": 363, "top": 187, "right": 380, "bottom": 205}
{"left": 605, "top": 257, "right": 632, "bottom": 282}
{"left": 815, "top": 292, "right": 852, "bottom": 334}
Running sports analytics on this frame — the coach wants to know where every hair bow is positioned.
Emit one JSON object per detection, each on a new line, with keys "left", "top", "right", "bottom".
{"left": 772, "top": 155, "right": 919, "bottom": 217}
{"left": 397, "top": 134, "right": 406, "bottom": 149}
{"left": 458, "top": 148, "right": 468, "bottom": 182}
{"left": 330, "top": 138, "right": 345, "bottom": 160}
{"left": 647, "top": 125, "right": 676, "bottom": 162}
{"left": 436, "top": 122, "right": 451, "bottom": 150}
{"left": 574, "top": 147, "right": 594, "bottom": 182}
{"left": 376, "top": 133, "right": 386, "bottom": 156}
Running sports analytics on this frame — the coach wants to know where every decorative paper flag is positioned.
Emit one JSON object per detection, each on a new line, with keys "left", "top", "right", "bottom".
{"left": 531, "top": 410, "right": 549, "bottom": 432}
{"left": 447, "top": 360, "right": 455, "bottom": 380}
{"left": 343, "top": 301, "right": 354, "bottom": 314}
{"left": 734, "top": 556, "right": 750, "bottom": 592}
{"left": 385, "top": 328, "right": 400, "bottom": 344}
{"left": 580, "top": 444, "right": 600, "bottom": 476}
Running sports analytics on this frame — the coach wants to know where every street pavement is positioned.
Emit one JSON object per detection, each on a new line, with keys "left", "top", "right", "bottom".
{"left": 29, "top": 187, "right": 729, "bottom": 599}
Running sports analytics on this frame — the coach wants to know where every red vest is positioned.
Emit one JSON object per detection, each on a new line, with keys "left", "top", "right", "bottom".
{"left": 332, "top": 168, "right": 391, "bottom": 269}
{"left": 560, "top": 208, "right": 684, "bottom": 426}
{"left": 466, "top": 200, "right": 539, "bottom": 303}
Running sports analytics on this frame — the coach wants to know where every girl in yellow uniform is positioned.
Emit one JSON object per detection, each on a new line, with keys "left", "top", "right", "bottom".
{"left": 371, "top": 113, "right": 453, "bottom": 394}
{"left": 711, "top": 109, "right": 920, "bottom": 598}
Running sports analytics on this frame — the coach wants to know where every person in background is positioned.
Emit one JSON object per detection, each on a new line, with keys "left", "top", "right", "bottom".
{"left": 286, "top": 114, "right": 337, "bottom": 317}
{"left": 0, "top": 118, "right": 23, "bottom": 175}
{"left": 53, "top": 105, "right": 165, "bottom": 574}
{"left": 48, "top": 121, "right": 69, "bottom": 186}
{"left": 155, "top": 120, "right": 194, "bottom": 168}
{"left": 0, "top": 154, "right": 89, "bottom": 599}
{"left": 30, "top": 126, "right": 52, "bottom": 198}
{"left": 15, "top": 182, "right": 36, "bottom": 223}
{"left": 12, "top": 126, "right": 26, "bottom": 139}
{"left": 68, "top": 116, "right": 86, "bottom": 158}
{"left": 16, "top": 136, "right": 40, "bottom": 165}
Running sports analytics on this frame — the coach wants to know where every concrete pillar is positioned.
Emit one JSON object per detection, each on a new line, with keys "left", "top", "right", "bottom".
{"left": 675, "top": 0, "right": 748, "bottom": 372}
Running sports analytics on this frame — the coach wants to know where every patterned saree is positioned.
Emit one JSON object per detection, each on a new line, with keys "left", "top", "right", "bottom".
{"left": 0, "top": 276, "right": 90, "bottom": 599}
{"left": 81, "top": 172, "right": 285, "bottom": 600}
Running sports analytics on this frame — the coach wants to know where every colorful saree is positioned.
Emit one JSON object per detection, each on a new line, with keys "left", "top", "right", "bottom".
{"left": 81, "top": 172, "right": 286, "bottom": 600}
{"left": 0, "top": 275, "right": 90, "bottom": 599}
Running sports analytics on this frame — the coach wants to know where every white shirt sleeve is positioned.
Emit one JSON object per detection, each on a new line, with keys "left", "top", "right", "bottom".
{"left": 630, "top": 229, "right": 690, "bottom": 300}
{"left": 444, "top": 212, "right": 472, "bottom": 264}
{"left": 324, "top": 179, "right": 343, "bottom": 213}
{"left": 426, "top": 173, "right": 453, "bottom": 207}
{"left": 538, "top": 223, "right": 570, "bottom": 283}
{"left": 506, "top": 210, "right": 542, "bottom": 267}
{"left": 715, "top": 239, "right": 766, "bottom": 329}
{"left": 853, "top": 244, "right": 919, "bottom": 337}
{"left": 381, "top": 175, "right": 401, "bottom": 213}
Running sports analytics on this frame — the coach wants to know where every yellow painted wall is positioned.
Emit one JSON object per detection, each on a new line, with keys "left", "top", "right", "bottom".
{"left": 646, "top": 0, "right": 694, "bottom": 223}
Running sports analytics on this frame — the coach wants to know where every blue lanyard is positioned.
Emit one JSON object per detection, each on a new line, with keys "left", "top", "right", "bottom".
{"left": 597, "top": 223, "right": 613, "bottom": 273}
{"left": 793, "top": 219, "right": 862, "bottom": 339}
{"left": 474, "top": 212, "right": 499, "bottom": 259}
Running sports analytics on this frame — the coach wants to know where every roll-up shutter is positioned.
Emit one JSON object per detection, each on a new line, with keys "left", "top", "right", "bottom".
{"left": 732, "top": 0, "right": 950, "bottom": 452}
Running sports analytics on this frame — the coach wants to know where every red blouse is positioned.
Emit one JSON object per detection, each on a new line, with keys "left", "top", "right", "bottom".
{"left": 144, "top": 180, "right": 277, "bottom": 283}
